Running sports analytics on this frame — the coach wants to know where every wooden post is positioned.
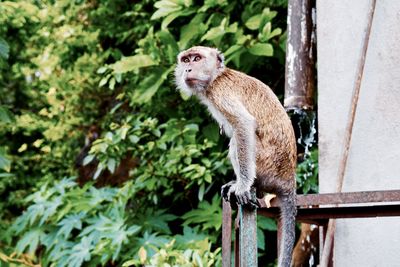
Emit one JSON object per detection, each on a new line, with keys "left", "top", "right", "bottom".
{"left": 238, "top": 205, "right": 257, "bottom": 267}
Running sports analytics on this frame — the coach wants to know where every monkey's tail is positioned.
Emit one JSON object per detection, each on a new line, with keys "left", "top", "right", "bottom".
{"left": 277, "top": 189, "right": 297, "bottom": 267}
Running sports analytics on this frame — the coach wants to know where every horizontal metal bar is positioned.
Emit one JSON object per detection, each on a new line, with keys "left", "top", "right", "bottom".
{"left": 258, "top": 204, "right": 400, "bottom": 223}
{"left": 257, "top": 190, "right": 400, "bottom": 208}
{"left": 296, "top": 204, "right": 400, "bottom": 220}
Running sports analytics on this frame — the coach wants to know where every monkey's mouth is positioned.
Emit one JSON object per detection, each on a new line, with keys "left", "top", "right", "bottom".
{"left": 185, "top": 78, "right": 204, "bottom": 86}
{"left": 185, "top": 78, "right": 200, "bottom": 83}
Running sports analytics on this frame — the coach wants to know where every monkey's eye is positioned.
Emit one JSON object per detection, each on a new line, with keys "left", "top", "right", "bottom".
{"left": 182, "top": 57, "right": 190, "bottom": 63}
{"left": 193, "top": 56, "right": 201, "bottom": 62}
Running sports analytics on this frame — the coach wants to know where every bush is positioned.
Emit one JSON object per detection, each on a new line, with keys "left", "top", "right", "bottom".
{"left": 0, "top": 0, "right": 318, "bottom": 266}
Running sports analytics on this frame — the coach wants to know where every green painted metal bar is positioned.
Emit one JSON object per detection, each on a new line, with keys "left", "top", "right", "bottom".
{"left": 238, "top": 205, "right": 257, "bottom": 267}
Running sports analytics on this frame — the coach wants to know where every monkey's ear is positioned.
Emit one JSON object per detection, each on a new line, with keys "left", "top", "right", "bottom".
{"left": 216, "top": 50, "right": 225, "bottom": 69}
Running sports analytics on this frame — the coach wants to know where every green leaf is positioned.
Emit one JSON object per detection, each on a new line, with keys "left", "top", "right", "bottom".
{"left": 122, "top": 259, "right": 137, "bottom": 267}
{"left": 83, "top": 154, "right": 95, "bottom": 166}
{"left": 97, "top": 66, "right": 108, "bottom": 74}
{"left": 198, "top": 183, "right": 205, "bottom": 201}
{"left": 129, "top": 135, "right": 140, "bottom": 144}
{"left": 226, "top": 22, "right": 238, "bottom": 33}
{"left": 119, "top": 125, "right": 130, "bottom": 140}
{"left": 268, "top": 28, "right": 282, "bottom": 40}
{"left": 151, "top": 0, "right": 182, "bottom": 20}
{"left": 0, "top": 154, "right": 11, "bottom": 172}
{"left": 39, "top": 197, "right": 62, "bottom": 225}
{"left": 131, "top": 66, "right": 174, "bottom": 104}
{"left": 161, "top": 11, "right": 182, "bottom": 29}
{"left": 115, "top": 72, "right": 122, "bottom": 83}
{"left": 161, "top": 9, "right": 195, "bottom": 29}
{"left": 16, "top": 228, "right": 44, "bottom": 254}
{"left": 0, "top": 38, "right": 9, "bottom": 60}
{"left": 0, "top": 106, "right": 13, "bottom": 123}
{"left": 248, "top": 43, "right": 273, "bottom": 57}
{"left": 184, "top": 123, "right": 199, "bottom": 133}
{"left": 179, "top": 13, "right": 207, "bottom": 48}
{"left": 182, "top": 195, "right": 222, "bottom": 231}
{"left": 109, "top": 77, "right": 116, "bottom": 90}
{"left": 99, "top": 75, "right": 110, "bottom": 87}
{"left": 156, "top": 30, "right": 179, "bottom": 62}
{"left": 66, "top": 236, "right": 93, "bottom": 267}
{"left": 0, "top": 172, "right": 13, "bottom": 178}
{"left": 107, "top": 158, "right": 116, "bottom": 173}
{"left": 111, "top": 55, "right": 157, "bottom": 74}
{"left": 245, "top": 14, "right": 262, "bottom": 30}
{"left": 137, "top": 209, "right": 176, "bottom": 234}
{"left": 93, "top": 165, "right": 103, "bottom": 180}
{"left": 201, "top": 26, "right": 224, "bottom": 42}
{"left": 200, "top": 0, "right": 228, "bottom": 11}
{"left": 57, "top": 213, "right": 85, "bottom": 238}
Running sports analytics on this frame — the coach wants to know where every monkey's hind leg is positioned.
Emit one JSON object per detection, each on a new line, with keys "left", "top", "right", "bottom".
{"left": 221, "top": 182, "right": 259, "bottom": 210}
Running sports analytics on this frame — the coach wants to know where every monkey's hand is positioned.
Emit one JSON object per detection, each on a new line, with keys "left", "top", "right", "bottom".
{"left": 221, "top": 181, "right": 239, "bottom": 209}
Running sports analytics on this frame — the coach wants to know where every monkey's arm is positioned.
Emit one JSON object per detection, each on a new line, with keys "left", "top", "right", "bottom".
{"left": 220, "top": 98, "right": 257, "bottom": 205}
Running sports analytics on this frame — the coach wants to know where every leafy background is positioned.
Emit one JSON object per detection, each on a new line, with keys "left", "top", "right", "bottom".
{"left": 0, "top": 0, "right": 317, "bottom": 266}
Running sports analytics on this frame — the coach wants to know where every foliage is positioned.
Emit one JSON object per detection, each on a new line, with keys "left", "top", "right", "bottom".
{"left": 0, "top": 0, "right": 318, "bottom": 266}
{"left": 123, "top": 234, "right": 221, "bottom": 267}
{"left": 1, "top": 177, "right": 222, "bottom": 266}
{"left": 296, "top": 149, "right": 318, "bottom": 194}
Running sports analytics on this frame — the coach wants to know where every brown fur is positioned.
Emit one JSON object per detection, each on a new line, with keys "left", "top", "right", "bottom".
{"left": 207, "top": 68, "right": 297, "bottom": 194}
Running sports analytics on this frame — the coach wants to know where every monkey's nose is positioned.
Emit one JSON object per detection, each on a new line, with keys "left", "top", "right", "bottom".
{"left": 186, "top": 69, "right": 192, "bottom": 72}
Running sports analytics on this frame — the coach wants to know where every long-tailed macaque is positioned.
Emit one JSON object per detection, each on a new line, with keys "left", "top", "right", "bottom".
{"left": 174, "top": 46, "right": 297, "bottom": 267}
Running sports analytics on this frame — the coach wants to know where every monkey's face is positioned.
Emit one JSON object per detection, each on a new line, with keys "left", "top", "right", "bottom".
{"left": 174, "top": 46, "right": 225, "bottom": 96}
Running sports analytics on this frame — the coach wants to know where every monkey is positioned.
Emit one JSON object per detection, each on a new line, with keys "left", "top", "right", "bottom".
{"left": 174, "top": 46, "right": 297, "bottom": 267}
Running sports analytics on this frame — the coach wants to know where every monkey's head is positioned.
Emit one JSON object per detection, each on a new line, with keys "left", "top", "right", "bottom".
{"left": 174, "top": 46, "right": 225, "bottom": 96}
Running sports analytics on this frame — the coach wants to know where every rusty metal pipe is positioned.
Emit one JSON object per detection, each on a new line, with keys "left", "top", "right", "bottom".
{"left": 284, "top": 0, "right": 316, "bottom": 111}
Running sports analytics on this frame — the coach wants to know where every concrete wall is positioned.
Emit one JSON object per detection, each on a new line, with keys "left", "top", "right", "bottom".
{"left": 318, "top": 0, "right": 400, "bottom": 266}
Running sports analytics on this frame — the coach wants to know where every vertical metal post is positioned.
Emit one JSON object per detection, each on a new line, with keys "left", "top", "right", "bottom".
{"left": 235, "top": 215, "right": 240, "bottom": 267}
{"left": 222, "top": 200, "right": 232, "bottom": 267}
{"left": 319, "top": 225, "right": 325, "bottom": 262}
{"left": 284, "top": 0, "right": 316, "bottom": 111}
{"left": 277, "top": 217, "right": 283, "bottom": 259}
{"left": 239, "top": 206, "right": 258, "bottom": 267}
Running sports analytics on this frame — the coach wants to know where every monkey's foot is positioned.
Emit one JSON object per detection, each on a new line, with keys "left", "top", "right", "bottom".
{"left": 236, "top": 188, "right": 259, "bottom": 210}
{"left": 263, "top": 193, "right": 277, "bottom": 208}
{"left": 221, "top": 182, "right": 259, "bottom": 210}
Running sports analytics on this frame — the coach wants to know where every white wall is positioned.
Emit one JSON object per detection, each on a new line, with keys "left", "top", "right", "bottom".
{"left": 318, "top": 0, "right": 400, "bottom": 266}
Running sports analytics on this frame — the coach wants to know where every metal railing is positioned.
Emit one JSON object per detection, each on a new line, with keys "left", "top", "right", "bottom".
{"left": 222, "top": 189, "right": 400, "bottom": 267}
